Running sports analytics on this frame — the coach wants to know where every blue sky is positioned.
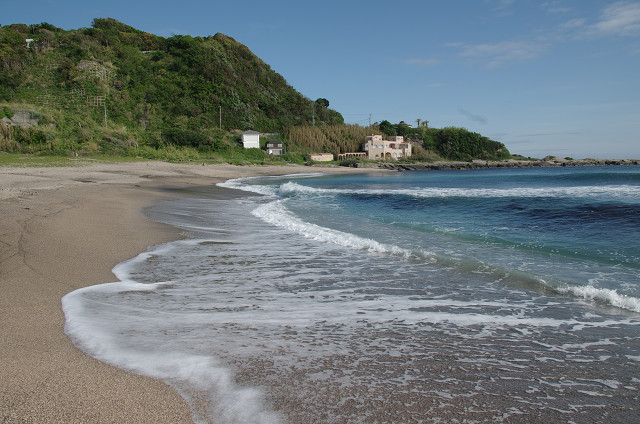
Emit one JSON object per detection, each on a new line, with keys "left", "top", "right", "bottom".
{"left": 4, "top": 0, "right": 640, "bottom": 158}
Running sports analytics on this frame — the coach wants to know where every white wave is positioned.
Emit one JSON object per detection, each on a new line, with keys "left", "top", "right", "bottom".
{"left": 278, "top": 181, "right": 332, "bottom": 196}
{"left": 62, "top": 280, "right": 283, "bottom": 424}
{"left": 217, "top": 173, "right": 329, "bottom": 196}
{"left": 216, "top": 177, "right": 280, "bottom": 196}
{"left": 259, "top": 181, "right": 640, "bottom": 201}
{"left": 556, "top": 284, "right": 640, "bottom": 313}
{"left": 251, "top": 199, "right": 414, "bottom": 258}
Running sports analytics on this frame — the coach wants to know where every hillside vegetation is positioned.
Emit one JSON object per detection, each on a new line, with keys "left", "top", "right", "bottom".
{"left": 0, "top": 18, "right": 342, "bottom": 161}
{"left": 0, "top": 18, "right": 510, "bottom": 163}
{"left": 377, "top": 120, "right": 511, "bottom": 162}
{"left": 285, "top": 125, "right": 377, "bottom": 157}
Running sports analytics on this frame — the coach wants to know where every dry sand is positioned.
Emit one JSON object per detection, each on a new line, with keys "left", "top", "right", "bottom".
{"left": 0, "top": 160, "right": 368, "bottom": 423}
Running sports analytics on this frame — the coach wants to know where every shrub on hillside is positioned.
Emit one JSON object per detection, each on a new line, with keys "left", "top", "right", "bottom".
{"left": 161, "top": 128, "right": 213, "bottom": 149}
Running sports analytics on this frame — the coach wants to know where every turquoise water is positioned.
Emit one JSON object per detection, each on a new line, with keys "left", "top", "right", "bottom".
{"left": 64, "top": 166, "right": 640, "bottom": 423}
{"left": 261, "top": 166, "right": 640, "bottom": 297}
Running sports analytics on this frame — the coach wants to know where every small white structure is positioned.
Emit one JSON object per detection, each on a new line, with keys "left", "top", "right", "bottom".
{"left": 241, "top": 130, "right": 260, "bottom": 149}
{"left": 26, "top": 39, "right": 34, "bottom": 48}
{"left": 309, "top": 153, "right": 334, "bottom": 162}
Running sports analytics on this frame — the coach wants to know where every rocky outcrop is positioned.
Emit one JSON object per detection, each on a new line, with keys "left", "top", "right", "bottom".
{"left": 356, "top": 158, "right": 640, "bottom": 171}
{"left": 1, "top": 109, "right": 42, "bottom": 127}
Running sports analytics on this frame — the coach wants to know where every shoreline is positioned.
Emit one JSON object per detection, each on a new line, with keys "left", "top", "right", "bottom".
{"left": 357, "top": 157, "right": 640, "bottom": 171}
{"left": 0, "top": 161, "right": 367, "bottom": 423}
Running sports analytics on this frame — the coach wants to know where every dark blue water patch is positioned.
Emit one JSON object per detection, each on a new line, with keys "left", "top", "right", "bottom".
{"left": 346, "top": 192, "right": 446, "bottom": 211}
{"left": 518, "top": 200, "right": 640, "bottom": 248}
{"left": 344, "top": 192, "right": 640, "bottom": 230}
{"left": 528, "top": 202, "right": 640, "bottom": 225}
{"left": 297, "top": 187, "right": 640, "bottom": 264}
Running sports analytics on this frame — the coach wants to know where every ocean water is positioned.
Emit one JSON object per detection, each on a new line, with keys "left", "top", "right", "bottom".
{"left": 63, "top": 166, "right": 640, "bottom": 423}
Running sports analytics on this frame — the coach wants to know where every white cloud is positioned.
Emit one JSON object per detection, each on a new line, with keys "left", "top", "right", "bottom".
{"left": 449, "top": 2, "right": 640, "bottom": 69}
{"left": 455, "top": 41, "right": 545, "bottom": 68}
{"left": 404, "top": 58, "right": 441, "bottom": 67}
{"left": 592, "top": 1, "right": 640, "bottom": 36}
{"left": 553, "top": 2, "right": 640, "bottom": 47}
{"left": 560, "top": 18, "right": 586, "bottom": 30}
{"left": 548, "top": 7, "right": 571, "bottom": 14}
{"left": 481, "top": 0, "right": 516, "bottom": 18}
{"left": 542, "top": 1, "right": 572, "bottom": 14}
{"left": 496, "top": 0, "right": 514, "bottom": 9}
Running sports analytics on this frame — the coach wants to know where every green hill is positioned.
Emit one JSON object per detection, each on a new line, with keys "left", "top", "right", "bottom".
{"left": 0, "top": 18, "right": 343, "bottom": 159}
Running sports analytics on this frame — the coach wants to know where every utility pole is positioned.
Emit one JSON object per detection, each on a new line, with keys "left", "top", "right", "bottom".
{"left": 369, "top": 114, "right": 372, "bottom": 127}
{"left": 312, "top": 110, "right": 315, "bottom": 127}
{"left": 219, "top": 105, "right": 222, "bottom": 129}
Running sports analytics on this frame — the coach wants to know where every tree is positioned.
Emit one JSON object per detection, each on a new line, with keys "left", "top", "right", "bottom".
{"left": 315, "top": 98, "right": 329, "bottom": 108}
{"left": 395, "top": 123, "right": 410, "bottom": 137}
{"left": 378, "top": 120, "right": 396, "bottom": 137}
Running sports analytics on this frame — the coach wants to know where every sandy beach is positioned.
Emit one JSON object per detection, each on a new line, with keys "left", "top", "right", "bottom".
{"left": 0, "top": 160, "right": 365, "bottom": 423}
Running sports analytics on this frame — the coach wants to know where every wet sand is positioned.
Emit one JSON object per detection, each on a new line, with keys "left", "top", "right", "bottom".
{"left": 0, "top": 160, "right": 365, "bottom": 423}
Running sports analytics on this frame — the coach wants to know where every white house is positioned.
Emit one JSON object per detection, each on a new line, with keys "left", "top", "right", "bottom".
{"left": 266, "top": 140, "right": 284, "bottom": 156}
{"left": 241, "top": 130, "right": 260, "bottom": 149}
{"left": 363, "top": 135, "right": 412, "bottom": 160}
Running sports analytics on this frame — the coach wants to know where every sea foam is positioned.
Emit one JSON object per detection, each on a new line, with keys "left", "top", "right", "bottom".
{"left": 274, "top": 181, "right": 640, "bottom": 201}
{"left": 62, "top": 261, "right": 283, "bottom": 424}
